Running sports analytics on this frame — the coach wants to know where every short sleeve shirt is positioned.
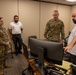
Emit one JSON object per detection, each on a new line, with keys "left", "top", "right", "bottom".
{"left": 68, "top": 26, "right": 76, "bottom": 55}
{"left": 9, "top": 21, "right": 23, "bottom": 34}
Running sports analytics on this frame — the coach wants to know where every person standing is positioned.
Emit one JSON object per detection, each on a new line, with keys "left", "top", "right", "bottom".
{"left": 44, "top": 10, "right": 65, "bottom": 43}
{"left": 9, "top": 15, "right": 23, "bottom": 55}
{"left": 64, "top": 11, "right": 76, "bottom": 75}
{"left": 0, "top": 17, "right": 10, "bottom": 75}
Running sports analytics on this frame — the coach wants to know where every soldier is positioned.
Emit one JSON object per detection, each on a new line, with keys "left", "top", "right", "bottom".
{"left": 0, "top": 17, "right": 10, "bottom": 75}
{"left": 44, "top": 10, "right": 65, "bottom": 43}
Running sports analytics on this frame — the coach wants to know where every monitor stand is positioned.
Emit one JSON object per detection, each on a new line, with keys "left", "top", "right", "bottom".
{"left": 38, "top": 47, "right": 44, "bottom": 75}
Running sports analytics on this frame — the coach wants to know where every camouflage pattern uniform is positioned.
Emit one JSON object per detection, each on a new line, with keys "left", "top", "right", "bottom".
{"left": 44, "top": 18, "right": 65, "bottom": 42}
{"left": 0, "top": 26, "right": 9, "bottom": 68}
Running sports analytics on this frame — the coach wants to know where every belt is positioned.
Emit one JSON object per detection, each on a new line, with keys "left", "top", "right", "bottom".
{"left": 12, "top": 34, "right": 21, "bottom": 36}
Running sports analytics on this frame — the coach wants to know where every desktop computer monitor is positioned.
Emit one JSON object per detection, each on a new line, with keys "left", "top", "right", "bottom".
{"left": 29, "top": 38, "right": 64, "bottom": 65}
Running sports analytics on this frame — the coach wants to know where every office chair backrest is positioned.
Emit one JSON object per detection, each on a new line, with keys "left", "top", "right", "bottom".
{"left": 22, "top": 43, "right": 28, "bottom": 59}
{"left": 28, "top": 35, "right": 37, "bottom": 47}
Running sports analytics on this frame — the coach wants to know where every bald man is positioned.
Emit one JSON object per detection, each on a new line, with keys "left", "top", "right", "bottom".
{"left": 64, "top": 11, "right": 76, "bottom": 75}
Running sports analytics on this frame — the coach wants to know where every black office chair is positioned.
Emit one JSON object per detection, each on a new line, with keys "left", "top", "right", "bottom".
{"left": 28, "top": 35, "right": 37, "bottom": 48}
{"left": 22, "top": 43, "right": 35, "bottom": 75}
{"left": 22, "top": 35, "right": 37, "bottom": 75}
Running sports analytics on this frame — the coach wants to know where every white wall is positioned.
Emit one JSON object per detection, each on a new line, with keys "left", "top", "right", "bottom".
{"left": 40, "top": 3, "right": 57, "bottom": 39}
{"left": 0, "top": 0, "right": 72, "bottom": 46}
{"left": 58, "top": 5, "right": 71, "bottom": 37}
{"left": 19, "top": 1, "right": 39, "bottom": 45}
{"left": 0, "top": 0, "right": 18, "bottom": 30}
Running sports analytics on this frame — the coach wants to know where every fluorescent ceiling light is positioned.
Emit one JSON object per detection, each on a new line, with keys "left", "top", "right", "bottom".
{"left": 67, "top": 0, "right": 76, "bottom": 2}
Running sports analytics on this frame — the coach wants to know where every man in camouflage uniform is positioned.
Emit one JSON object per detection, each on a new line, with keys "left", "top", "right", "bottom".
{"left": 44, "top": 10, "right": 65, "bottom": 43}
{"left": 0, "top": 17, "right": 10, "bottom": 75}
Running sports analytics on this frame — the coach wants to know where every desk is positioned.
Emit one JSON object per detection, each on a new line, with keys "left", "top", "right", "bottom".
{"left": 23, "top": 50, "right": 71, "bottom": 75}
{"left": 22, "top": 53, "right": 42, "bottom": 75}
{"left": 29, "top": 62, "right": 42, "bottom": 75}
{"left": 56, "top": 60, "right": 71, "bottom": 70}
{"left": 44, "top": 60, "right": 71, "bottom": 75}
{"left": 56, "top": 60, "right": 71, "bottom": 74}
{"left": 44, "top": 60, "right": 71, "bottom": 74}
{"left": 23, "top": 54, "right": 71, "bottom": 75}
{"left": 22, "top": 43, "right": 71, "bottom": 75}
{"left": 22, "top": 43, "right": 42, "bottom": 75}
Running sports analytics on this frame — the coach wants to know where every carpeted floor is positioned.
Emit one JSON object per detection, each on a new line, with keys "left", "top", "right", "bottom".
{"left": 4, "top": 53, "right": 31, "bottom": 75}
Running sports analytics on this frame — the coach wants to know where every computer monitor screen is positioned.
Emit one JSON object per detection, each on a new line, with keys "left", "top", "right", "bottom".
{"left": 29, "top": 38, "right": 64, "bottom": 65}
